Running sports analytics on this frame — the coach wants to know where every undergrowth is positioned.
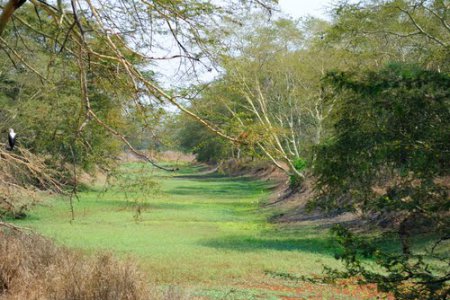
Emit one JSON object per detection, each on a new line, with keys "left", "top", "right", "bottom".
{"left": 0, "top": 228, "right": 184, "bottom": 299}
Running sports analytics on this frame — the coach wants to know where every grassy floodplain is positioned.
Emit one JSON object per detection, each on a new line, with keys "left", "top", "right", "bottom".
{"left": 12, "top": 163, "right": 387, "bottom": 299}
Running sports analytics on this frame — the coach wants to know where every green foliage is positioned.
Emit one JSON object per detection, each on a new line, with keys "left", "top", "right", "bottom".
{"left": 172, "top": 112, "right": 234, "bottom": 163}
{"left": 293, "top": 157, "right": 307, "bottom": 172}
{"left": 106, "top": 165, "right": 160, "bottom": 222}
{"left": 0, "top": 5, "right": 141, "bottom": 178}
{"left": 327, "top": 225, "right": 449, "bottom": 299}
{"left": 314, "top": 63, "right": 450, "bottom": 298}
{"left": 315, "top": 63, "right": 449, "bottom": 208}
{"left": 289, "top": 157, "right": 307, "bottom": 189}
{"left": 288, "top": 175, "right": 303, "bottom": 190}
{"left": 327, "top": 0, "right": 450, "bottom": 72}
{"left": 193, "top": 138, "right": 230, "bottom": 163}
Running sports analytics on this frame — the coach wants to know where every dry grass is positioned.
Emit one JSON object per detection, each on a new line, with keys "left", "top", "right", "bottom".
{"left": 154, "top": 151, "right": 195, "bottom": 163}
{"left": 0, "top": 228, "right": 163, "bottom": 300}
{"left": 119, "top": 151, "right": 194, "bottom": 164}
{"left": 217, "top": 158, "right": 287, "bottom": 183}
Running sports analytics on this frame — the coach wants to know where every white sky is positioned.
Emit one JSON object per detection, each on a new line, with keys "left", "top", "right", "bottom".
{"left": 278, "top": 0, "right": 333, "bottom": 20}
{"left": 157, "top": 0, "right": 337, "bottom": 89}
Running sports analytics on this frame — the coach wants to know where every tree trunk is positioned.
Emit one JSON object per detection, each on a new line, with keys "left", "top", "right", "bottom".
{"left": 399, "top": 215, "right": 412, "bottom": 256}
{"left": 0, "top": 0, "right": 27, "bottom": 36}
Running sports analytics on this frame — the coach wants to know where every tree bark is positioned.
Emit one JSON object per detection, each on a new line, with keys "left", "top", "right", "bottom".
{"left": 0, "top": 0, "right": 27, "bottom": 36}
{"left": 399, "top": 215, "right": 412, "bottom": 256}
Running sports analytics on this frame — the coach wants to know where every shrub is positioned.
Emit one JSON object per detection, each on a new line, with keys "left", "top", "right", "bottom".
{"left": 0, "top": 228, "right": 154, "bottom": 300}
{"left": 314, "top": 64, "right": 450, "bottom": 299}
{"left": 292, "top": 157, "right": 307, "bottom": 172}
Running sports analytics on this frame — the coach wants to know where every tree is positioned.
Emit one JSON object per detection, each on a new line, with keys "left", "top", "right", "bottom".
{"left": 0, "top": 0, "right": 278, "bottom": 166}
{"left": 314, "top": 63, "right": 449, "bottom": 299}
{"left": 172, "top": 97, "right": 235, "bottom": 163}
{"left": 0, "top": 4, "right": 137, "bottom": 216}
{"left": 0, "top": 4, "right": 137, "bottom": 169}
{"left": 326, "top": 0, "right": 450, "bottom": 72}
{"left": 196, "top": 16, "right": 345, "bottom": 186}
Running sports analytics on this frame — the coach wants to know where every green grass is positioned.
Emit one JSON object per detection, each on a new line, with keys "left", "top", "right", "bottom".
{"left": 11, "top": 162, "right": 379, "bottom": 299}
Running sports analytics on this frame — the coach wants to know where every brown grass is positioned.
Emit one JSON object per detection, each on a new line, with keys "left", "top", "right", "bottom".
{"left": 153, "top": 151, "right": 195, "bottom": 163}
{"left": 0, "top": 228, "right": 177, "bottom": 300}
{"left": 119, "top": 151, "right": 195, "bottom": 164}
{"left": 217, "top": 158, "right": 287, "bottom": 183}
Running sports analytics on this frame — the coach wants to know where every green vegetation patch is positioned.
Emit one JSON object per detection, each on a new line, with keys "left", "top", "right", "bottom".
{"left": 11, "top": 163, "right": 358, "bottom": 297}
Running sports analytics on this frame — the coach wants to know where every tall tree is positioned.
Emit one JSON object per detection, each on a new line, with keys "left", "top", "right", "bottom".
{"left": 326, "top": 0, "right": 450, "bottom": 71}
{"left": 193, "top": 16, "right": 344, "bottom": 185}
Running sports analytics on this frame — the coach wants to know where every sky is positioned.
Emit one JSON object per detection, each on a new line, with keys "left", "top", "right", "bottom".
{"left": 278, "top": 0, "right": 333, "bottom": 20}
{"left": 157, "top": 0, "right": 337, "bottom": 89}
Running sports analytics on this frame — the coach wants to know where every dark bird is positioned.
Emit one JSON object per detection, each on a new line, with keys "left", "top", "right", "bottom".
{"left": 8, "top": 128, "right": 16, "bottom": 151}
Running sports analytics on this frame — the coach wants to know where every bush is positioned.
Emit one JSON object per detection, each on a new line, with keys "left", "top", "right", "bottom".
{"left": 0, "top": 228, "right": 153, "bottom": 300}
{"left": 314, "top": 64, "right": 450, "bottom": 299}
{"left": 288, "top": 157, "right": 308, "bottom": 189}
{"left": 293, "top": 157, "right": 307, "bottom": 172}
{"left": 327, "top": 225, "right": 449, "bottom": 300}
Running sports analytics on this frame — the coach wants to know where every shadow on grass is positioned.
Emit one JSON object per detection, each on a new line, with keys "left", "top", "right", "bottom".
{"left": 199, "top": 235, "right": 336, "bottom": 255}
{"left": 175, "top": 172, "right": 230, "bottom": 180}
{"left": 143, "top": 201, "right": 254, "bottom": 211}
{"left": 172, "top": 164, "right": 210, "bottom": 175}
{"left": 73, "top": 182, "right": 106, "bottom": 193}
{"left": 175, "top": 171, "right": 269, "bottom": 183}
